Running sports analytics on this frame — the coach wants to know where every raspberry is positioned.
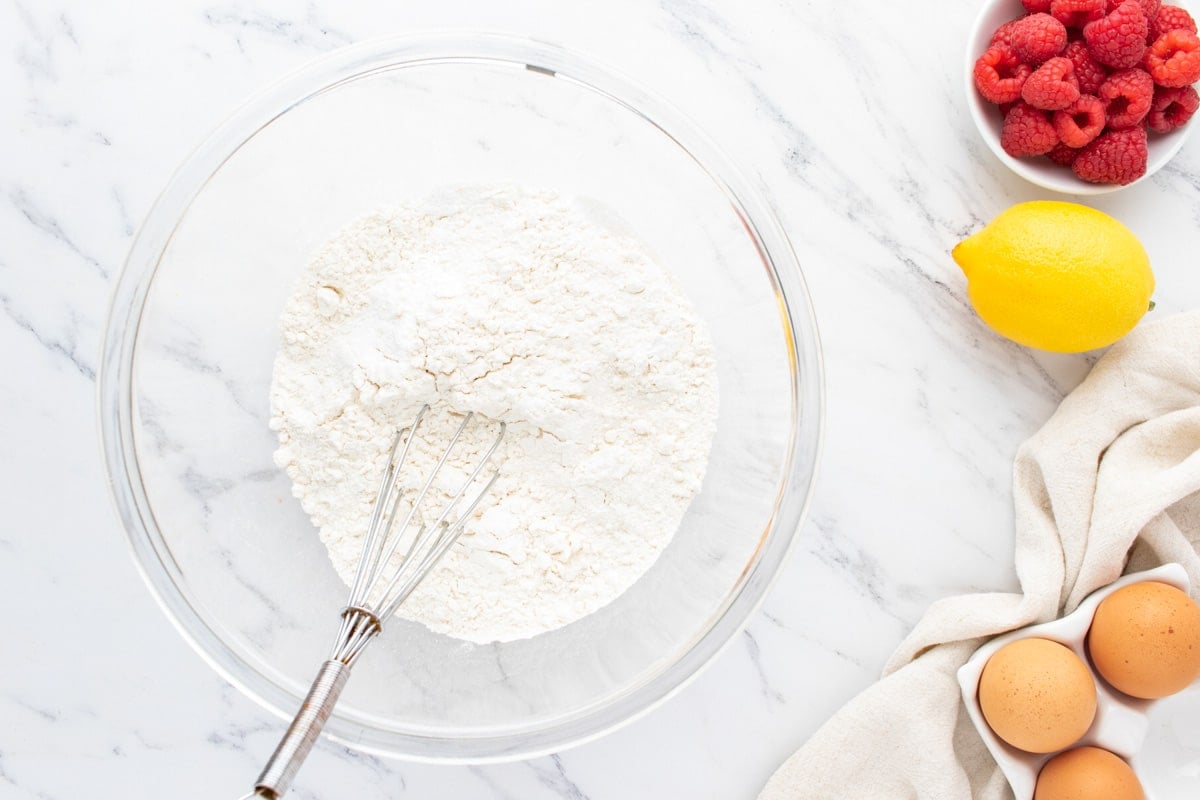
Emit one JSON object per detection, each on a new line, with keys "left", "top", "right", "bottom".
{"left": 1013, "top": 13, "right": 1070, "bottom": 63}
{"left": 1098, "top": 68, "right": 1155, "bottom": 126}
{"left": 1146, "top": 84, "right": 1200, "bottom": 130}
{"left": 1072, "top": 126, "right": 1148, "bottom": 183}
{"left": 1053, "top": 94, "right": 1108, "bottom": 144}
{"left": 1024, "top": 0, "right": 1053, "bottom": 11}
{"left": 1047, "top": 142, "right": 1084, "bottom": 163}
{"left": 1107, "top": 0, "right": 1160, "bottom": 15}
{"left": 1108, "top": 0, "right": 1161, "bottom": 36}
{"left": 1001, "top": 102, "right": 1061, "bottom": 156}
{"left": 1146, "top": 29, "right": 1200, "bottom": 86}
{"left": 1064, "top": 39, "right": 1110, "bottom": 92}
{"left": 991, "top": 18, "right": 1026, "bottom": 47}
{"left": 1085, "top": 1, "right": 1150, "bottom": 67}
{"left": 1155, "top": 5, "right": 1197, "bottom": 34}
{"left": 1023, "top": 56, "right": 1082, "bottom": 108}
{"left": 975, "top": 44, "right": 1034, "bottom": 103}
{"left": 1052, "top": 0, "right": 1107, "bottom": 28}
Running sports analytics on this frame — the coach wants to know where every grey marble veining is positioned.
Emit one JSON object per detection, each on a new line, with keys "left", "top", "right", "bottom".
{"left": 3, "top": 0, "right": 1200, "bottom": 798}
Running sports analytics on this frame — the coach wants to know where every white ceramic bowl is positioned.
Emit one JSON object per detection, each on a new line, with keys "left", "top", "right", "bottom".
{"left": 965, "top": 0, "right": 1197, "bottom": 194}
{"left": 958, "top": 563, "right": 1199, "bottom": 800}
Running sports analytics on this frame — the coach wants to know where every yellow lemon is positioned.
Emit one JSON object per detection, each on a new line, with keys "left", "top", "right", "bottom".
{"left": 952, "top": 201, "right": 1154, "bottom": 353}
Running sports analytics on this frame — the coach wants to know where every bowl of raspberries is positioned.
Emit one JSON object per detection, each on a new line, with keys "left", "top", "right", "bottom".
{"left": 969, "top": 0, "right": 1200, "bottom": 191}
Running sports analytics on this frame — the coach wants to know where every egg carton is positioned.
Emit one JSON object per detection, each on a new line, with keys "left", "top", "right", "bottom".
{"left": 957, "top": 563, "right": 1191, "bottom": 800}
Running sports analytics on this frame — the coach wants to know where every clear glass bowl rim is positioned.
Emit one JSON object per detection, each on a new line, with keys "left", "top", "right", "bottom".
{"left": 98, "top": 32, "right": 825, "bottom": 763}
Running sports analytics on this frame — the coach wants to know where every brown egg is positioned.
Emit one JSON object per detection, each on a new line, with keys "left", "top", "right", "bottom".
{"left": 1034, "top": 746, "right": 1145, "bottom": 800}
{"left": 1088, "top": 580, "right": 1200, "bottom": 699}
{"left": 978, "top": 637, "right": 1096, "bottom": 753}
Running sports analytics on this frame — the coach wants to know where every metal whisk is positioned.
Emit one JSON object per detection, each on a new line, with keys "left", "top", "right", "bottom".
{"left": 240, "top": 405, "right": 505, "bottom": 799}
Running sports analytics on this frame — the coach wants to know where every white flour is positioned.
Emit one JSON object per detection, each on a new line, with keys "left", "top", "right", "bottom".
{"left": 270, "top": 187, "right": 718, "bottom": 643}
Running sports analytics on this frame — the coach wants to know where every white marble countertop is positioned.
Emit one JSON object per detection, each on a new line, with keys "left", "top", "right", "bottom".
{"left": 5, "top": 1, "right": 1200, "bottom": 798}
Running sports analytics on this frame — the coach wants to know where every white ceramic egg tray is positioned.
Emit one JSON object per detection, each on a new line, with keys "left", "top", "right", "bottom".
{"left": 958, "top": 563, "right": 1191, "bottom": 800}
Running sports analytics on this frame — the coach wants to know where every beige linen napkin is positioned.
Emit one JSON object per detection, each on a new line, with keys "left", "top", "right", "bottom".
{"left": 759, "top": 310, "right": 1200, "bottom": 800}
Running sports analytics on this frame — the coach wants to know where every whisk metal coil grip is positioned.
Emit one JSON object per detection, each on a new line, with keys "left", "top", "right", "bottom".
{"left": 238, "top": 405, "right": 505, "bottom": 799}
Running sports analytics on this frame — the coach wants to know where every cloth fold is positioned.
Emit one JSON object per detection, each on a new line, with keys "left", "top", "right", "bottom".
{"left": 759, "top": 310, "right": 1200, "bottom": 800}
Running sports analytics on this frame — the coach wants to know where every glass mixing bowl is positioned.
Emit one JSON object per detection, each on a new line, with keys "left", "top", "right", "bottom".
{"left": 100, "top": 34, "right": 823, "bottom": 762}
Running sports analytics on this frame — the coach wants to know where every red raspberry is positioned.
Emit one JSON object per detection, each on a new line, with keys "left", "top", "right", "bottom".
{"left": 1064, "top": 39, "right": 1110, "bottom": 92}
{"left": 1072, "top": 126, "right": 1148, "bottom": 183}
{"left": 1107, "top": 0, "right": 1160, "bottom": 15}
{"left": 1141, "top": 1, "right": 1168, "bottom": 40}
{"left": 1013, "top": 13, "right": 1070, "bottom": 63}
{"left": 1052, "top": 0, "right": 1107, "bottom": 28}
{"left": 975, "top": 44, "right": 1035, "bottom": 103}
{"left": 1146, "top": 29, "right": 1200, "bottom": 86}
{"left": 1001, "top": 102, "right": 1061, "bottom": 156}
{"left": 1023, "top": 56, "right": 1083, "bottom": 108}
{"left": 1024, "top": 0, "right": 1053, "bottom": 11}
{"left": 1047, "top": 142, "right": 1084, "bottom": 163}
{"left": 1053, "top": 94, "right": 1107, "bottom": 144}
{"left": 1097, "top": 68, "right": 1155, "bottom": 126}
{"left": 1155, "top": 5, "right": 1198, "bottom": 34}
{"left": 1085, "top": 1, "right": 1150, "bottom": 67}
{"left": 1146, "top": 83, "right": 1200, "bottom": 130}
{"left": 991, "top": 18, "right": 1026, "bottom": 47}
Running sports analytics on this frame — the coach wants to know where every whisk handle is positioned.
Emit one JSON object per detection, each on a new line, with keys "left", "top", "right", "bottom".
{"left": 250, "top": 659, "right": 351, "bottom": 798}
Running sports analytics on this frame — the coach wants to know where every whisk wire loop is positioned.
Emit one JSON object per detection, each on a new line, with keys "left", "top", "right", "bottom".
{"left": 376, "top": 425, "right": 506, "bottom": 620}
{"left": 347, "top": 404, "right": 430, "bottom": 606}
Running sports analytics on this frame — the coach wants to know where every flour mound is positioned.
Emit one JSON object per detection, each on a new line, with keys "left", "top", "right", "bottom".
{"left": 270, "top": 187, "right": 718, "bottom": 643}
